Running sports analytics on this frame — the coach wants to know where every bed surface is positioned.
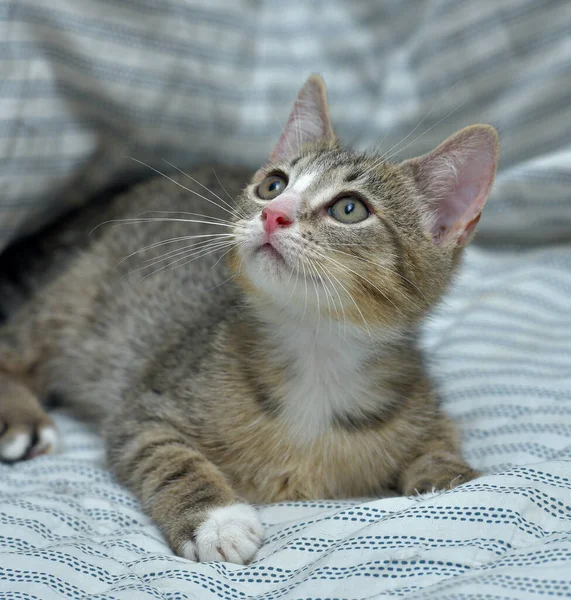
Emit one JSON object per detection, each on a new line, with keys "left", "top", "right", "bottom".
{"left": 1, "top": 0, "right": 571, "bottom": 597}
{"left": 2, "top": 244, "right": 570, "bottom": 599}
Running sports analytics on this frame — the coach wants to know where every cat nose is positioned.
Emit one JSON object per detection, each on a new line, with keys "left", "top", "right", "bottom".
{"left": 261, "top": 207, "right": 294, "bottom": 234}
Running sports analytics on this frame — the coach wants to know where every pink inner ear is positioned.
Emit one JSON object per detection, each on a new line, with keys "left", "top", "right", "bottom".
{"left": 407, "top": 126, "right": 499, "bottom": 245}
{"left": 434, "top": 152, "right": 495, "bottom": 244}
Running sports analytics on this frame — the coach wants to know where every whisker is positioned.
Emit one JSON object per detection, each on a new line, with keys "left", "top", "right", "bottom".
{"left": 283, "top": 259, "right": 300, "bottom": 310}
{"left": 94, "top": 217, "right": 239, "bottom": 231}
{"left": 310, "top": 248, "right": 403, "bottom": 315}
{"left": 116, "top": 234, "right": 232, "bottom": 266}
{"left": 362, "top": 82, "right": 465, "bottom": 177}
{"left": 294, "top": 100, "right": 301, "bottom": 152}
{"left": 301, "top": 259, "right": 309, "bottom": 321}
{"left": 212, "top": 168, "right": 237, "bottom": 206}
{"left": 211, "top": 243, "right": 238, "bottom": 269}
{"left": 305, "top": 259, "right": 321, "bottom": 342}
{"left": 334, "top": 256, "right": 401, "bottom": 314}
{"left": 308, "top": 258, "right": 333, "bottom": 335}
{"left": 141, "top": 237, "right": 235, "bottom": 266}
{"left": 283, "top": 251, "right": 296, "bottom": 291}
{"left": 129, "top": 239, "right": 235, "bottom": 275}
{"left": 205, "top": 272, "right": 238, "bottom": 292}
{"left": 312, "top": 258, "right": 347, "bottom": 341}
{"left": 128, "top": 157, "right": 242, "bottom": 220}
{"left": 383, "top": 96, "right": 469, "bottom": 163}
{"left": 329, "top": 247, "right": 429, "bottom": 305}
{"left": 318, "top": 260, "right": 377, "bottom": 353}
{"left": 317, "top": 261, "right": 349, "bottom": 335}
{"left": 379, "top": 81, "right": 461, "bottom": 162}
{"left": 139, "top": 241, "right": 237, "bottom": 281}
{"left": 271, "top": 107, "right": 295, "bottom": 158}
{"left": 137, "top": 210, "right": 234, "bottom": 225}
{"left": 161, "top": 159, "right": 246, "bottom": 219}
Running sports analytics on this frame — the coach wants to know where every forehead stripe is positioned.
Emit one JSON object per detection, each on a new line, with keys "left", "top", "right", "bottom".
{"left": 291, "top": 172, "right": 317, "bottom": 194}
{"left": 343, "top": 170, "right": 361, "bottom": 183}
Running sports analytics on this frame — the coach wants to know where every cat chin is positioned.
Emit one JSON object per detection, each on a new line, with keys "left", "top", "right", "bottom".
{"left": 243, "top": 245, "right": 292, "bottom": 281}
{"left": 255, "top": 244, "right": 290, "bottom": 272}
{"left": 243, "top": 259, "right": 335, "bottom": 318}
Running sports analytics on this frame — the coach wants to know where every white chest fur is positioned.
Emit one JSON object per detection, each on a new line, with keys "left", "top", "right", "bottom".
{"left": 271, "top": 320, "right": 382, "bottom": 443}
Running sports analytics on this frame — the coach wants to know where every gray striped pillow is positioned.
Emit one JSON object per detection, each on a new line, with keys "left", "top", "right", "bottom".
{"left": 1, "top": 0, "right": 570, "bottom": 249}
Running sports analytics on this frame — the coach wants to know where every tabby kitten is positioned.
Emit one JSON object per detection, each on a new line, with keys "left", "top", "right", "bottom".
{"left": 0, "top": 75, "right": 498, "bottom": 564}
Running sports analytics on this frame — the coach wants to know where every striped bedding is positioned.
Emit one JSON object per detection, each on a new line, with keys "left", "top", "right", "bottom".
{"left": 1, "top": 0, "right": 571, "bottom": 598}
{"left": 1, "top": 244, "right": 570, "bottom": 599}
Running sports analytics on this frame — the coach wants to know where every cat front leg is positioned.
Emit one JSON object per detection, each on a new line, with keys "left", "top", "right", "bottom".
{"left": 398, "top": 416, "right": 480, "bottom": 495}
{"left": 0, "top": 314, "right": 59, "bottom": 462}
{"left": 0, "top": 373, "right": 58, "bottom": 461}
{"left": 105, "top": 416, "right": 263, "bottom": 563}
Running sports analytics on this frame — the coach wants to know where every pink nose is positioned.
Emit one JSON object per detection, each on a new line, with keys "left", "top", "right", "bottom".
{"left": 261, "top": 207, "right": 293, "bottom": 234}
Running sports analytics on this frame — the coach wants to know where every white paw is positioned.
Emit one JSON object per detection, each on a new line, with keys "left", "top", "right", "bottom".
{"left": 0, "top": 425, "right": 59, "bottom": 462}
{"left": 182, "top": 503, "right": 264, "bottom": 564}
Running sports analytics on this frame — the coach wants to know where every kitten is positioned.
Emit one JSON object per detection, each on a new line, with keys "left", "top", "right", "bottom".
{"left": 0, "top": 75, "right": 498, "bottom": 564}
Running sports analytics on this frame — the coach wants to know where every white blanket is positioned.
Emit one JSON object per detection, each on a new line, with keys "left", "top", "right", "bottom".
{"left": 1, "top": 0, "right": 571, "bottom": 597}
{"left": 2, "top": 244, "right": 570, "bottom": 599}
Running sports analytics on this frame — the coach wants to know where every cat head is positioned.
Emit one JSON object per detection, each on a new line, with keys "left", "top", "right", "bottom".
{"left": 230, "top": 75, "right": 498, "bottom": 329}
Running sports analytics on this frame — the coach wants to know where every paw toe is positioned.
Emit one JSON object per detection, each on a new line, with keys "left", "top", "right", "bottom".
{"left": 180, "top": 540, "right": 198, "bottom": 561}
{"left": 0, "top": 430, "right": 32, "bottom": 462}
{"left": 193, "top": 503, "right": 263, "bottom": 564}
{"left": 402, "top": 460, "right": 480, "bottom": 496}
{"left": 0, "top": 423, "right": 58, "bottom": 463}
{"left": 29, "top": 425, "right": 59, "bottom": 458}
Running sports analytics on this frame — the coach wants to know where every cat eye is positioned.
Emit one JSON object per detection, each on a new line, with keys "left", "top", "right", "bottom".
{"left": 328, "top": 197, "right": 369, "bottom": 224}
{"left": 257, "top": 174, "right": 288, "bottom": 200}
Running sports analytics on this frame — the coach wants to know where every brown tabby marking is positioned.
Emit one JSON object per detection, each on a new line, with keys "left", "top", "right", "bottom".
{"left": 0, "top": 75, "right": 497, "bottom": 564}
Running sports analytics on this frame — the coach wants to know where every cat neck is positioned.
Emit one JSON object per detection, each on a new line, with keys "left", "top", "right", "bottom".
{"left": 245, "top": 300, "right": 409, "bottom": 444}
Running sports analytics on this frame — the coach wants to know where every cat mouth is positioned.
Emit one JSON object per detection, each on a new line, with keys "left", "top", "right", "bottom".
{"left": 257, "top": 243, "right": 286, "bottom": 263}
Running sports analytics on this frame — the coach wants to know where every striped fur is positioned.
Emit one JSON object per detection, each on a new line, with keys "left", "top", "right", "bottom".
{"left": 0, "top": 78, "right": 496, "bottom": 563}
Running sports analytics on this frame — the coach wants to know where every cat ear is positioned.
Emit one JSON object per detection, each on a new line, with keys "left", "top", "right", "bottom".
{"left": 269, "top": 74, "right": 336, "bottom": 162}
{"left": 402, "top": 125, "right": 499, "bottom": 245}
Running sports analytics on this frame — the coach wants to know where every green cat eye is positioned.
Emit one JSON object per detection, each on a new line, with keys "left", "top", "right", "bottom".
{"left": 257, "top": 174, "right": 288, "bottom": 200}
{"left": 328, "top": 197, "right": 369, "bottom": 224}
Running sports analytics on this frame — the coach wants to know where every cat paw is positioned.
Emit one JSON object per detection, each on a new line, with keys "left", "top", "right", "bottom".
{"left": 182, "top": 503, "right": 264, "bottom": 564}
{"left": 0, "top": 377, "right": 59, "bottom": 462}
{"left": 401, "top": 456, "right": 480, "bottom": 496}
{"left": 0, "top": 420, "right": 58, "bottom": 463}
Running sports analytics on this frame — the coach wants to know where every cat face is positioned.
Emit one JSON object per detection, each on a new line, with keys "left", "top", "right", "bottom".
{"left": 232, "top": 148, "right": 424, "bottom": 325}
{"left": 230, "top": 76, "right": 499, "bottom": 328}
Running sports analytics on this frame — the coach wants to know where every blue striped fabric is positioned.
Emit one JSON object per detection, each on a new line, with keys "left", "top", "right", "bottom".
{"left": 1, "top": 248, "right": 570, "bottom": 598}
{"left": 1, "top": 0, "right": 571, "bottom": 245}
